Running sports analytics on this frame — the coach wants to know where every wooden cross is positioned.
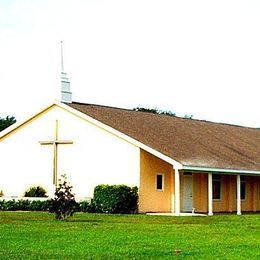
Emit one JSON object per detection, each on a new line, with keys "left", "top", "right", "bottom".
{"left": 39, "top": 120, "right": 73, "bottom": 186}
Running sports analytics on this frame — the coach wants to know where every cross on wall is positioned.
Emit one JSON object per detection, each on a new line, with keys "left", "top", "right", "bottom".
{"left": 39, "top": 120, "right": 73, "bottom": 186}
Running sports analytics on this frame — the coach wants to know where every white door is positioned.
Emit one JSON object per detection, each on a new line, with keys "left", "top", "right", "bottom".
{"left": 183, "top": 175, "right": 193, "bottom": 212}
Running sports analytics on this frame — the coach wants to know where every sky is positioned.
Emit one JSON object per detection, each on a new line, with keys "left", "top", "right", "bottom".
{"left": 0, "top": 0, "right": 260, "bottom": 127}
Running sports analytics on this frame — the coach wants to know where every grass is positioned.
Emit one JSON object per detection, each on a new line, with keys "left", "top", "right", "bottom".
{"left": 0, "top": 212, "right": 259, "bottom": 259}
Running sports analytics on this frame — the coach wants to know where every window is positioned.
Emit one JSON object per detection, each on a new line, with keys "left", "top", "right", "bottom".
{"left": 236, "top": 176, "right": 246, "bottom": 200}
{"left": 240, "top": 176, "right": 246, "bottom": 200}
{"left": 213, "top": 174, "right": 221, "bottom": 200}
{"left": 156, "top": 174, "right": 164, "bottom": 191}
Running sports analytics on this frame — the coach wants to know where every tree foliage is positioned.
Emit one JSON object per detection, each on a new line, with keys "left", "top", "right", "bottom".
{"left": 133, "top": 107, "right": 176, "bottom": 116}
{"left": 24, "top": 186, "right": 48, "bottom": 197}
{"left": 133, "top": 107, "right": 195, "bottom": 119}
{"left": 184, "top": 114, "right": 193, "bottom": 119}
{"left": 0, "top": 116, "right": 16, "bottom": 132}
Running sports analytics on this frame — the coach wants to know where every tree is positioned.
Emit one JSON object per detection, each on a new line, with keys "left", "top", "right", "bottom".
{"left": 0, "top": 116, "right": 16, "bottom": 132}
{"left": 133, "top": 107, "right": 194, "bottom": 119}
{"left": 184, "top": 114, "right": 193, "bottom": 119}
{"left": 48, "top": 175, "right": 78, "bottom": 220}
{"left": 133, "top": 107, "right": 176, "bottom": 117}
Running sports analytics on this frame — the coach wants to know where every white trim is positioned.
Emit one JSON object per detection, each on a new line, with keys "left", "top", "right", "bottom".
{"left": 208, "top": 173, "right": 213, "bottom": 216}
{"left": 237, "top": 175, "right": 241, "bottom": 215}
{"left": 171, "top": 167, "right": 175, "bottom": 213}
{"left": 174, "top": 168, "right": 180, "bottom": 216}
{"left": 156, "top": 173, "right": 164, "bottom": 191}
{"left": 0, "top": 101, "right": 56, "bottom": 140}
{"left": 183, "top": 166, "right": 260, "bottom": 175}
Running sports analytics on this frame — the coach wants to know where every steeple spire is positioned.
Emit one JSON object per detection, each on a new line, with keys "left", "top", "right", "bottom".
{"left": 61, "top": 41, "right": 64, "bottom": 73}
{"left": 60, "top": 41, "right": 72, "bottom": 103}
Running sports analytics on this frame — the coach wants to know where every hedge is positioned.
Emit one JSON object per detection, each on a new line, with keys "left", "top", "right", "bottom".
{"left": 0, "top": 200, "right": 50, "bottom": 211}
{"left": 93, "top": 185, "right": 138, "bottom": 214}
{"left": 0, "top": 185, "right": 138, "bottom": 214}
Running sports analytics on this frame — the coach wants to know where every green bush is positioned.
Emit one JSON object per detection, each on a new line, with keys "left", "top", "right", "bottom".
{"left": 0, "top": 199, "right": 93, "bottom": 212}
{"left": 48, "top": 177, "right": 78, "bottom": 220}
{"left": 24, "top": 186, "right": 47, "bottom": 197}
{"left": 93, "top": 185, "right": 138, "bottom": 214}
{"left": 78, "top": 200, "right": 96, "bottom": 213}
{"left": 30, "top": 200, "right": 50, "bottom": 211}
{"left": 1, "top": 200, "right": 17, "bottom": 210}
{"left": 0, "top": 200, "right": 50, "bottom": 211}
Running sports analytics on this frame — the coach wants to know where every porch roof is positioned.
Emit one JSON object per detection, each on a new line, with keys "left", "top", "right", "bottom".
{"left": 68, "top": 102, "right": 260, "bottom": 172}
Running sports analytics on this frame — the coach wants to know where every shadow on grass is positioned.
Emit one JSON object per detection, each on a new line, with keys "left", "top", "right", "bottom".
{"left": 67, "top": 219, "right": 104, "bottom": 223}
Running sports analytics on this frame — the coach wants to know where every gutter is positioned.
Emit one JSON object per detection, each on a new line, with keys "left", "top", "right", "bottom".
{"left": 182, "top": 165, "right": 260, "bottom": 175}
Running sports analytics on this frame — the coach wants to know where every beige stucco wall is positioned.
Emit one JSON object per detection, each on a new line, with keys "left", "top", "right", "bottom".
{"left": 139, "top": 149, "right": 173, "bottom": 213}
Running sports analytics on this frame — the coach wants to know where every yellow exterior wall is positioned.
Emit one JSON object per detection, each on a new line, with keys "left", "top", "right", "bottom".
{"left": 139, "top": 153, "right": 260, "bottom": 213}
{"left": 139, "top": 149, "right": 173, "bottom": 213}
{"left": 241, "top": 176, "right": 260, "bottom": 212}
{"left": 138, "top": 148, "right": 260, "bottom": 214}
{"left": 213, "top": 175, "right": 235, "bottom": 212}
{"left": 192, "top": 173, "right": 260, "bottom": 213}
{"left": 192, "top": 173, "right": 208, "bottom": 213}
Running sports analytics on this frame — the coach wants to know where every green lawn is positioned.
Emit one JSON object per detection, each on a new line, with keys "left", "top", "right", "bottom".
{"left": 0, "top": 212, "right": 259, "bottom": 259}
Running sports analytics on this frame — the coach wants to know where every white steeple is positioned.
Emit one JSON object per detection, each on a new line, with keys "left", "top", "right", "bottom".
{"left": 60, "top": 41, "right": 72, "bottom": 103}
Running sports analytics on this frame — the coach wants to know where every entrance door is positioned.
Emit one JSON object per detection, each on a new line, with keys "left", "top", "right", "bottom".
{"left": 183, "top": 174, "right": 193, "bottom": 212}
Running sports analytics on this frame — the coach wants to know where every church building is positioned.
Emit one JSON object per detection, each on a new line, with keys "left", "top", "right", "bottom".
{"left": 1, "top": 97, "right": 260, "bottom": 215}
{"left": 1, "top": 51, "right": 260, "bottom": 216}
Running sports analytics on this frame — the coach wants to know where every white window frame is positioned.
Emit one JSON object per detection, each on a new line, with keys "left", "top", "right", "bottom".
{"left": 156, "top": 173, "right": 164, "bottom": 191}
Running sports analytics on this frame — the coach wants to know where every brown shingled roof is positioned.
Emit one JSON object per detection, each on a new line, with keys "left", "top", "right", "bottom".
{"left": 68, "top": 101, "right": 260, "bottom": 171}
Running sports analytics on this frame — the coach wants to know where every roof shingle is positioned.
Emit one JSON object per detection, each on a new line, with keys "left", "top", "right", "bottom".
{"left": 68, "top": 102, "right": 260, "bottom": 171}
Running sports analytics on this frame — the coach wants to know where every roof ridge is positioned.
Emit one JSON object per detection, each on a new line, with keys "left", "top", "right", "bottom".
{"left": 69, "top": 101, "right": 260, "bottom": 131}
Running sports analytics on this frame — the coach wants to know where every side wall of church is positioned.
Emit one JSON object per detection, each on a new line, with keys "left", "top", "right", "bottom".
{"left": 139, "top": 149, "right": 173, "bottom": 213}
{"left": 0, "top": 105, "right": 140, "bottom": 199}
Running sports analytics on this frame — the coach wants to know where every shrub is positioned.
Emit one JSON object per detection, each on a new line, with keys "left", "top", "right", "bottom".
{"left": 78, "top": 200, "right": 96, "bottom": 213}
{"left": 0, "top": 199, "right": 50, "bottom": 211}
{"left": 30, "top": 200, "right": 50, "bottom": 211}
{"left": 0, "top": 199, "right": 94, "bottom": 213}
{"left": 24, "top": 186, "right": 47, "bottom": 197}
{"left": 48, "top": 176, "right": 78, "bottom": 220}
{"left": 1, "top": 200, "right": 17, "bottom": 210}
{"left": 93, "top": 185, "right": 138, "bottom": 214}
{"left": 16, "top": 199, "right": 31, "bottom": 210}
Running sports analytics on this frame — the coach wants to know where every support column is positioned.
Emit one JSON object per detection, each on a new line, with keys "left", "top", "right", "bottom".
{"left": 171, "top": 169, "right": 175, "bottom": 213}
{"left": 175, "top": 168, "right": 180, "bottom": 216}
{"left": 208, "top": 173, "right": 213, "bottom": 216}
{"left": 237, "top": 175, "right": 241, "bottom": 215}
